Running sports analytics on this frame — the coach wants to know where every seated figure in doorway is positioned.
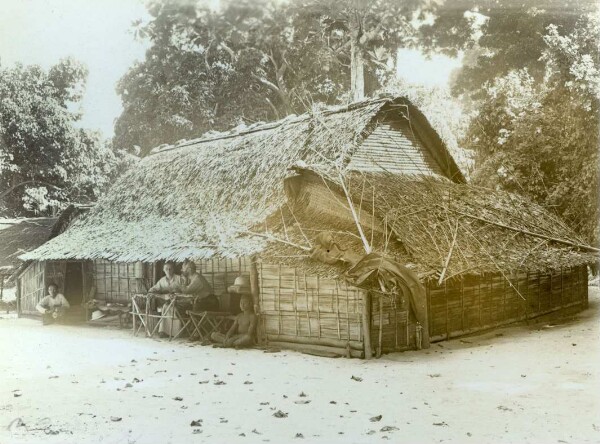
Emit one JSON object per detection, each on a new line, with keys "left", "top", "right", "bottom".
{"left": 148, "top": 261, "right": 185, "bottom": 338}
{"left": 36, "top": 283, "right": 70, "bottom": 325}
{"left": 211, "top": 295, "right": 256, "bottom": 348}
{"left": 181, "top": 260, "right": 218, "bottom": 311}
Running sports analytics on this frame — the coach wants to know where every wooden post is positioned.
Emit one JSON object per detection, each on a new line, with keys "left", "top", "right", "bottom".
{"left": 16, "top": 275, "right": 21, "bottom": 317}
{"left": 249, "top": 256, "right": 264, "bottom": 344}
{"left": 362, "top": 291, "right": 372, "bottom": 359}
{"left": 377, "top": 295, "right": 383, "bottom": 358}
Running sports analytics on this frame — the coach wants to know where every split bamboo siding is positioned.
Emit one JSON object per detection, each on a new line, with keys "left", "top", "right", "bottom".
{"left": 348, "top": 119, "right": 444, "bottom": 177}
{"left": 370, "top": 294, "right": 417, "bottom": 353}
{"left": 258, "top": 264, "right": 589, "bottom": 356}
{"left": 426, "top": 266, "right": 589, "bottom": 342}
{"left": 92, "top": 260, "right": 148, "bottom": 304}
{"left": 258, "top": 263, "right": 366, "bottom": 357}
{"left": 19, "top": 261, "right": 45, "bottom": 315}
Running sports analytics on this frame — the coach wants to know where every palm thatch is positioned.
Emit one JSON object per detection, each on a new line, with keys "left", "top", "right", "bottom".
{"left": 23, "top": 96, "right": 463, "bottom": 263}
{"left": 0, "top": 218, "right": 57, "bottom": 272}
{"left": 259, "top": 170, "right": 597, "bottom": 281}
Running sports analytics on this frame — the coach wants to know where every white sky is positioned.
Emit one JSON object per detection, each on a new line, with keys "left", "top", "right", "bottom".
{"left": 0, "top": 0, "right": 459, "bottom": 138}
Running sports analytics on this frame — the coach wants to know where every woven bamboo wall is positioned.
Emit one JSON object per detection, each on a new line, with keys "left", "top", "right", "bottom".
{"left": 370, "top": 294, "right": 417, "bottom": 353}
{"left": 197, "top": 257, "right": 251, "bottom": 310}
{"left": 259, "top": 263, "right": 365, "bottom": 352}
{"left": 93, "top": 261, "right": 149, "bottom": 304}
{"left": 19, "top": 261, "right": 45, "bottom": 315}
{"left": 427, "top": 266, "right": 589, "bottom": 341}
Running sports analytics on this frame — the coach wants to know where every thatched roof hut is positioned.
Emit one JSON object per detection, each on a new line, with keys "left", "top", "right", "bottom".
{"left": 19, "top": 96, "right": 597, "bottom": 357}
{"left": 22, "top": 96, "right": 465, "bottom": 263}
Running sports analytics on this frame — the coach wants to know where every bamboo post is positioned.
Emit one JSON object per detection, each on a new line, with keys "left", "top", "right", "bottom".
{"left": 478, "top": 277, "right": 482, "bottom": 327}
{"left": 278, "top": 264, "right": 282, "bottom": 335}
{"left": 559, "top": 268, "right": 563, "bottom": 307}
{"left": 438, "top": 221, "right": 459, "bottom": 286}
{"left": 293, "top": 267, "right": 299, "bottom": 337}
{"left": 249, "top": 256, "right": 264, "bottom": 344}
{"left": 537, "top": 272, "right": 541, "bottom": 313}
{"left": 377, "top": 296, "right": 383, "bottom": 358}
{"left": 335, "top": 283, "right": 341, "bottom": 340}
{"left": 307, "top": 274, "right": 312, "bottom": 337}
{"left": 16, "top": 276, "right": 21, "bottom": 317}
{"left": 460, "top": 278, "right": 465, "bottom": 332}
{"left": 376, "top": 278, "right": 387, "bottom": 357}
{"left": 362, "top": 291, "right": 372, "bottom": 359}
{"left": 445, "top": 279, "right": 449, "bottom": 340}
{"left": 524, "top": 270, "right": 529, "bottom": 318}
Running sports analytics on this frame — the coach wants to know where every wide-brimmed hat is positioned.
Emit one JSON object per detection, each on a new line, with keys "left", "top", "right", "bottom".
{"left": 91, "top": 310, "right": 106, "bottom": 321}
{"left": 228, "top": 276, "right": 251, "bottom": 294}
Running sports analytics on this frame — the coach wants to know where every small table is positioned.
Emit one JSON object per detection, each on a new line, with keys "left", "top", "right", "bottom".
{"left": 131, "top": 293, "right": 196, "bottom": 340}
{"left": 186, "top": 311, "right": 235, "bottom": 341}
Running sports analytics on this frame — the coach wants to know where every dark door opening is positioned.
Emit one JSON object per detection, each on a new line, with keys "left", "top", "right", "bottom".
{"left": 64, "top": 262, "right": 83, "bottom": 306}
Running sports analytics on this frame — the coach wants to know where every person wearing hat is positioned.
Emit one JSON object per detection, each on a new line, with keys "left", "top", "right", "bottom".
{"left": 227, "top": 275, "right": 254, "bottom": 314}
{"left": 36, "top": 283, "right": 70, "bottom": 325}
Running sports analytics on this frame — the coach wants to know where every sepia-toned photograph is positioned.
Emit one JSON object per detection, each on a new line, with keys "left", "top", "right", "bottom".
{"left": 0, "top": 0, "right": 598, "bottom": 442}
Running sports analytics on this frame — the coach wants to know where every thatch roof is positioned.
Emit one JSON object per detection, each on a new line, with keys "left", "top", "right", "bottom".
{"left": 0, "top": 218, "right": 57, "bottom": 272}
{"left": 22, "top": 96, "right": 464, "bottom": 263}
{"left": 260, "top": 170, "right": 597, "bottom": 280}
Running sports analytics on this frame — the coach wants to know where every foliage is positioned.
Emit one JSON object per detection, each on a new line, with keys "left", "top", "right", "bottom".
{"left": 466, "top": 13, "right": 599, "bottom": 243}
{"left": 114, "top": 0, "right": 433, "bottom": 155}
{"left": 0, "top": 59, "right": 137, "bottom": 217}
{"left": 419, "top": 1, "right": 596, "bottom": 99}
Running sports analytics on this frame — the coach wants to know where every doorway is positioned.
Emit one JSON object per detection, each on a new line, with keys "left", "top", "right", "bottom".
{"left": 64, "top": 262, "right": 83, "bottom": 306}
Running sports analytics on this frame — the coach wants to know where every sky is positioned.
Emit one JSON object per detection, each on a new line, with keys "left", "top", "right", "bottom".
{"left": 0, "top": 0, "right": 460, "bottom": 139}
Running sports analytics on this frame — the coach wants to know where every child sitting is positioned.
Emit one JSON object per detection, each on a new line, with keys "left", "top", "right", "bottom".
{"left": 211, "top": 295, "right": 256, "bottom": 348}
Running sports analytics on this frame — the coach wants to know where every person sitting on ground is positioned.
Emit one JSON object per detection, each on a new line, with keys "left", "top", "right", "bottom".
{"left": 181, "top": 260, "right": 218, "bottom": 311}
{"left": 210, "top": 295, "right": 256, "bottom": 348}
{"left": 148, "top": 262, "right": 185, "bottom": 338}
{"left": 36, "top": 283, "right": 70, "bottom": 325}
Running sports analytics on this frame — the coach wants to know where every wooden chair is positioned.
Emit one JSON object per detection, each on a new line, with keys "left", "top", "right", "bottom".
{"left": 131, "top": 293, "right": 196, "bottom": 340}
{"left": 186, "top": 310, "right": 235, "bottom": 341}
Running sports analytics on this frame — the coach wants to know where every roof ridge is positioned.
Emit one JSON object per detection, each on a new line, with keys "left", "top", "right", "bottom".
{"left": 149, "top": 96, "right": 394, "bottom": 156}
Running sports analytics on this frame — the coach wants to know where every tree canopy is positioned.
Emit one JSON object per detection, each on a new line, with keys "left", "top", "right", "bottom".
{"left": 114, "top": 0, "right": 434, "bottom": 155}
{"left": 463, "top": 11, "right": 599, "bottom": 243}
{"left": 0, "top": 59, "right": 135, "bottom": 217}
{"left": 111, "top": 0, "right": 598, "bottom": 242}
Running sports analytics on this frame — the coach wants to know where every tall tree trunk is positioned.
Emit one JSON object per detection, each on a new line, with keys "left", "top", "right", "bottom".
{"left": 350, "top": 20, "right": 365, "bottom": 101}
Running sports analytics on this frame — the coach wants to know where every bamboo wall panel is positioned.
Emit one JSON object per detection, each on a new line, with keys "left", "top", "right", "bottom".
{"left": 370, "top": 294, "right": 415, "bottom": 352}
{"left": 93, "top": 260, "right": 148, "bottom": 304}
{"left": 19, "top": 261, "right": 45, "bottom": 315}
{"left": 259, "top": 264, "right": 365, "bottom": 350}
{"left": 427, "top": 266, "right": 589, "bottom": 341}
{"left": 348, "top": 119, "right": 444, "bottom": 177}
{"left": 198, "top": 257, "right": 251, "bottom": 298}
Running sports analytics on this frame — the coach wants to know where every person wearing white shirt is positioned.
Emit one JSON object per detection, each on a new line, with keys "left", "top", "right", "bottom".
{"left": 36, "top": 283, "right": 70, "bottom": 325}
{"left": 148, "top": 262, "right": 185, "bottom": 338}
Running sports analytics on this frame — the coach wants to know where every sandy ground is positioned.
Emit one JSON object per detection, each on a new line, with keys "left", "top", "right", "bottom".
{"left": 1, "top": 288, "right": 599, "bottom": 444}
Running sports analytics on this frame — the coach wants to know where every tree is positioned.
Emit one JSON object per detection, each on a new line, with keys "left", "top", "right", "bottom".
{"left": 465, "top": 13, "right": 599, "bottom": 243}
{"left": 114, "top": 0, "right": 432, "bottom": 155}
{"left": 419, "top": 0, "right": 596, "bottom": 100}
{"left": 0, "top": 59, "right": 136, "bottom": 216}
